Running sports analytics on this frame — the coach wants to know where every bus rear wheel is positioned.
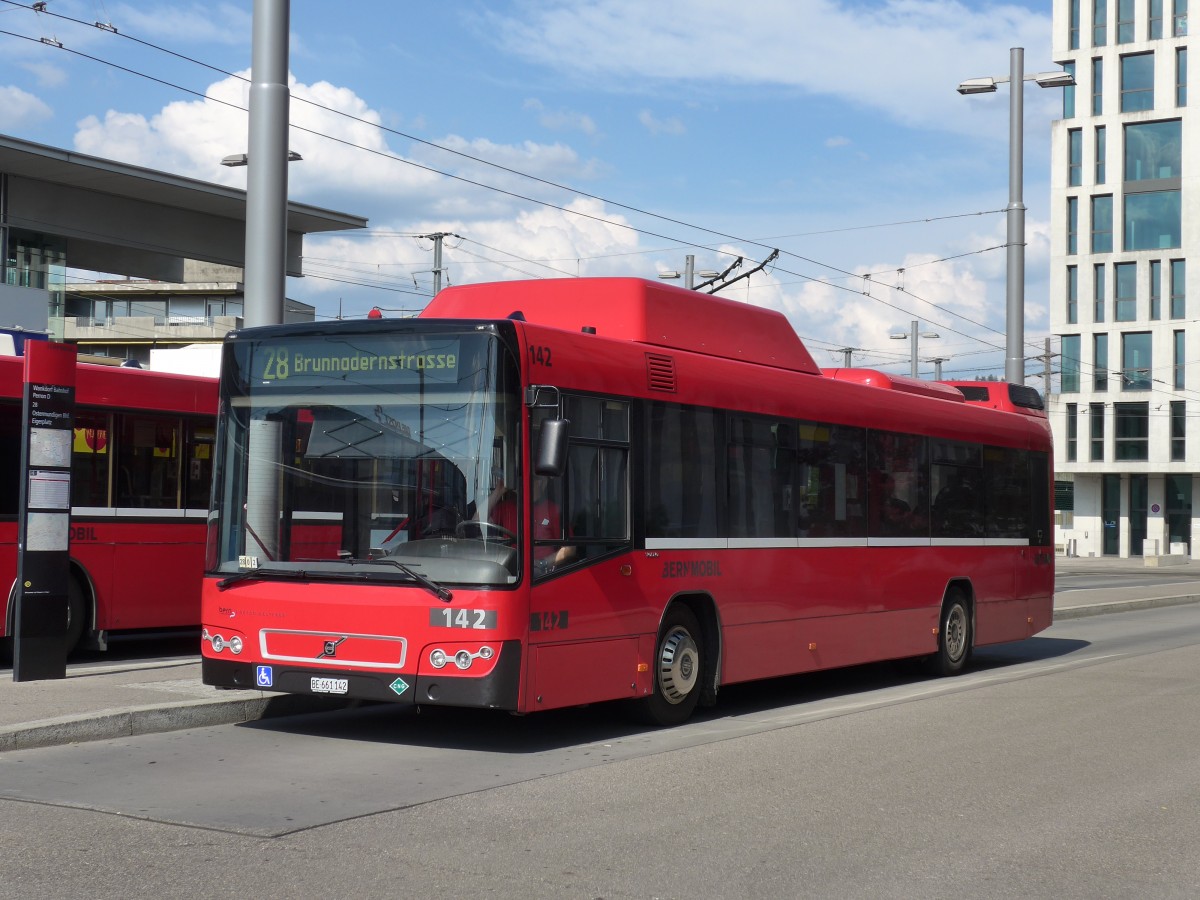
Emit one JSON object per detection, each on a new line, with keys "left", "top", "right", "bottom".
{"left": 633, "top": 605, "right": 704, "bottom": 726}
{"left": 64, "top": 576, "right": 86, "bottom": 656}
{"left": 928, "top": 591, "right": 971, "bottom": 676}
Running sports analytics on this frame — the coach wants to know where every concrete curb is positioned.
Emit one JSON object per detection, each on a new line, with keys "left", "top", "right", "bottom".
{"left": 1053, "top": 594, "right": 1200, "bottom": 620}
{"left": 0, "top": 692, "right": 357, "bottom": 753}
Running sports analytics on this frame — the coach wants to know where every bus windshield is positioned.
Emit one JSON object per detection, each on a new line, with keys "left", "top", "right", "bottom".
{"left": 209, "top": 327, "right": 523, "bottom": 586}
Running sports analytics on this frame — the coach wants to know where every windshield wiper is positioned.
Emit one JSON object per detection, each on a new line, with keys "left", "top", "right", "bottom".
{"left": 216, "top": 567, "right": 317, "bottom": 591}
{"left": 341, "top": 557, "right": 454, "bottom": 603}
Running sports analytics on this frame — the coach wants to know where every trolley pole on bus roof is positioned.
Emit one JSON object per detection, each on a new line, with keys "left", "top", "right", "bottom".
{"left": 242, "top": 0, "right": 291, "bottom": 328}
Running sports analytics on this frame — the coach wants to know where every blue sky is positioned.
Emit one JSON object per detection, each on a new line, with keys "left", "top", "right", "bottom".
{"left": 0, "top": 0, "right": 1061, "bottom": 380}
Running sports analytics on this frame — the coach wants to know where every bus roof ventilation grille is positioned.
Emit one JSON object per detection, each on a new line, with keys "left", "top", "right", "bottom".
{"left": 646, "top": 353, "right": 677, "bottom": 392}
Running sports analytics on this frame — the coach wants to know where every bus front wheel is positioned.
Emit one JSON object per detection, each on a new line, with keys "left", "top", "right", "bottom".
{"left": 928, "top": 591, "right": 971, "bottom": 676}
{"left": 634, "top": 605, "right": 704, "bottom": 726}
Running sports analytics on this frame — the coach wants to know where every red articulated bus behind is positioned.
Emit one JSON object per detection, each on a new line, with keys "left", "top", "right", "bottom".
{"left": 201, "top": 278, "right": 1053, "bottom": 725}
{"left": 1, "top": 356, "right": 217, "bottom": 654}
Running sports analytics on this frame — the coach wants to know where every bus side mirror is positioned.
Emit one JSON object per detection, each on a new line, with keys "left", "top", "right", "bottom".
{"left": 535, "top": 418, "right": 570, "bottom": 476}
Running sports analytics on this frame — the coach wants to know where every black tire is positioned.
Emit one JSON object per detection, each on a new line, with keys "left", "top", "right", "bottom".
{"left": 927, "top": 591, "right": 971, "bottom": 676}
{"left": 632, "top": 605, "right": 704, "bottom": 726}
{"left": 63, "top": 576, "right": 86, "bottom": 656}
{"left": 1, "top": 578, "right": 85, "bottom": 660}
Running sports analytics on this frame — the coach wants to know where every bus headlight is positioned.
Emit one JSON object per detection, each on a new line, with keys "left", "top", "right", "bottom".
{"left": 428, "top": 646, "right": 495, "bottom": 671}
{"left": 203, "top": 629, "right": 245, "bottom": 655}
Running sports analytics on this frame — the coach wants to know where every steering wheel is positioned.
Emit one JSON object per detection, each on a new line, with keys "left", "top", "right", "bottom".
{"left": 456, "top": 520, "right": 517, "bottom": 543}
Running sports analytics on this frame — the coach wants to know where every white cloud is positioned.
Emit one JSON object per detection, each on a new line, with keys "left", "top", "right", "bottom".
{"left": 103, "top": 2, "right": 252, "bottom": 45}
{"left": 638, "top": 109, "right": 685, "bottom": 135}
{"left": 523, "top": 98, "right": 598, "bottom": 135}
{"left": 71, "top": 71, "right": 449, "bottom": 207}
{"left": 825, "top": 135, "right": 851, "bottom": 148}
{"left": 71, "top": 71, "right": 606, "bottom": 221}
{"left": 0, "top": 85, "right": 52, "bottom": 129}
{"left": 18, "top": 61, "right": 68, "bottom": 89}
{"left": 485, "top": 0, "right": 1054, "bottom": 140}
{"left": 298, "top": 196, "right": 642, "bottom": 313}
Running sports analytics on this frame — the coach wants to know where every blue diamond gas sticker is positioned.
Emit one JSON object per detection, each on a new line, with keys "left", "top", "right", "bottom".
{"left": 389, "top": 677, "right": 410, "bottom": 696}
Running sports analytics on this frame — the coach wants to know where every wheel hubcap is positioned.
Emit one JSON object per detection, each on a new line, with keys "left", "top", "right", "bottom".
{"left": 658, "top": 626, "right": 699, "bottom": 704}
{"left": 945, "top": 604, "right": 967, "bottom": 661}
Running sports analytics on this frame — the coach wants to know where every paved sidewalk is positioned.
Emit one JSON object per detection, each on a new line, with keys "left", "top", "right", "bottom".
{"left": 3, "top": 555, "right": 1199, "bottom": 752}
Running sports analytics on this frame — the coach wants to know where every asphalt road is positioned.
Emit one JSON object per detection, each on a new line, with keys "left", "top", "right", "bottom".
{"left": 3, "top": 602, "right": 1199, "bottom": 899}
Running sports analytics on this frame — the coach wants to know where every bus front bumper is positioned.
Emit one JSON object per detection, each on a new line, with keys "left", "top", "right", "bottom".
{"left": 202, "top": 639, "right": 522, "bottom": 711}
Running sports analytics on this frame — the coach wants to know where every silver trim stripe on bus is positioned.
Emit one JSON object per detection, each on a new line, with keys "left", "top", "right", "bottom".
{"left": 259, "top": 630, "right": 408, "bottom": 669}
{"left": 645, "top": 537, "right": 1031, "bottom": 550}
{"left": 72, "top": 506, "right": 209, "bottom": 519}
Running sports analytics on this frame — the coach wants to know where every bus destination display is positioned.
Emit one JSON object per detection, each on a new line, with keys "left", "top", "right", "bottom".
{"left": 252, "top": 337, "right": 462, "bottom": 386}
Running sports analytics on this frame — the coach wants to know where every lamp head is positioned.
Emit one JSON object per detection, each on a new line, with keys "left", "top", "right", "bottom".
{"left": 1033, "top": 71, "right": 1076, "bottom": 89}
{"left": 956, "top": 77, "right": 998, "bottom": 95}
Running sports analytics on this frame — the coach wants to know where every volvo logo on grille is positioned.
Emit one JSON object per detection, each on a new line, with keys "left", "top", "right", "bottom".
{"left": 317, "top": 636, "right": 347, "bottom": 659}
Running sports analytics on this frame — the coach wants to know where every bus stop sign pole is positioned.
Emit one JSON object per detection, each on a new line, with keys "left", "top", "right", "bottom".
{"left": 13, "top": 340, "right": 77, "bottom": 682}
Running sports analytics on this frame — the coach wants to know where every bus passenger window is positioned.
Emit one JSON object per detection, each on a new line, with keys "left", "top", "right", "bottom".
{"left": 117, "top": 413, "right": 181, "bottom": 508}
{"left": 0, "top": 401, "right": 22, "bottom": 514}
{"left": 868, "top": 431, "right": 929, "bottom": 539}
{"left": 183, "top": 420, "right": 215, "bottom": 509}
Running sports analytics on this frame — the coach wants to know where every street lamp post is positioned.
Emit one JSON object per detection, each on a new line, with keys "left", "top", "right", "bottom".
{"left": 958, "top": 48, "right": 1074, "bottom": 385}
{"left": 658, "top": 254, "right": 720, "bottom": 289}
{"left": 890, "top": 320, "right": 940, "bottom": 378}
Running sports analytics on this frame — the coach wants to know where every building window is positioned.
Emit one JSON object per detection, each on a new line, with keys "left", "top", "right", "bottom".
{"left": 1151, "top": 259, "right": 1163, "bottom": 319}
{"left": 1067, "top": 265, "right": 1079, "bottom": 324}
{"left": 1071, "top": 0, "right": 1083, "bottom": 47}
{"left": 1175, "top": 329, "right": 1186, "bottom": 388}
{"left": 1064, "top": 62, "right": 1077, "bottom": 117}
{"left": 1175, "top": 0, "right": 1188, "bottom": 36}
{"left": 1094, "top": 263, "right": 1107, "bottom": 321}
{"left": 1095, "top": 333, "right": 1110, "bottom": 390}
{"left": 1115, "top": 402, "right": 1150, "bottom": 460}
{"left": 1056, "top": 478, "right": 1076, "bottom": 530}
{"left": 1067, "top": 404, "right": 1079, "bottom": 461}
{"left": 1122, "top": 331, "right": 1153, "bottom": 390}
{"left": 1120, "top": 53, "right": 1156, "bottom": 112}
{"left": 1063, "top": 334, "right": 1082, "bottom": 392}
{"left": 1095, "top": 0, "right": 1110, "bottom": 45}
{"left": 1095, "top": 125, "right": 1107, "bottom": 183}
{"left": 1090, "top": 403, "right": 1106, "bottom": 460}
{"left": 1118, "top": 0, "right": 1136, "bottom": 40}
{"left": 1151, "top": 0, "right": 1165, "bottom": 37}
{"left": 1115, "top": 262, "right": 1137, "bottom": 321}
{"left": 1125, "top": 190, "right": 1182, "bottom": 250}
{"left": 1171, "top": 400, "right": 1186, "bottom": 460}
{"left": 1171, "top": 259, "right": 1186, "bottom": 317}
{"left": 1093, "top": 58, "right": 1105, "bottom": 114}
{"left": 1124, "top": 121, "right": 1181, "bottom": 181}
{"left": 1068, "top": 196, "right": 1080, "bottom": 254}
{"left": 1092, "top": 195, "right": 1114, "bottom": 252}
{"left": 1177, "top": 47, "right": 1188, "bottom": 105}
{"left": 1069, "top": 129, "right": 1083, "bottom": 186}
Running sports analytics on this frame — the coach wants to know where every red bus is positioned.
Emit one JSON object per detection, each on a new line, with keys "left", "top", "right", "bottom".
{"left": 940, "top": 380, "right": 1048, "bottom": 417}
{"left": 1, "top": 355, "right": 217, "bottom": 655}
{"left": 201, "top": 278, "right": 1053, "bottom": 725}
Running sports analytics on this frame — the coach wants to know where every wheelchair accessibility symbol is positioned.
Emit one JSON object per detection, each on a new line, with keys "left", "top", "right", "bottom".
{"left": 256, "top": 665, "right": 273, "bottom": 688}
